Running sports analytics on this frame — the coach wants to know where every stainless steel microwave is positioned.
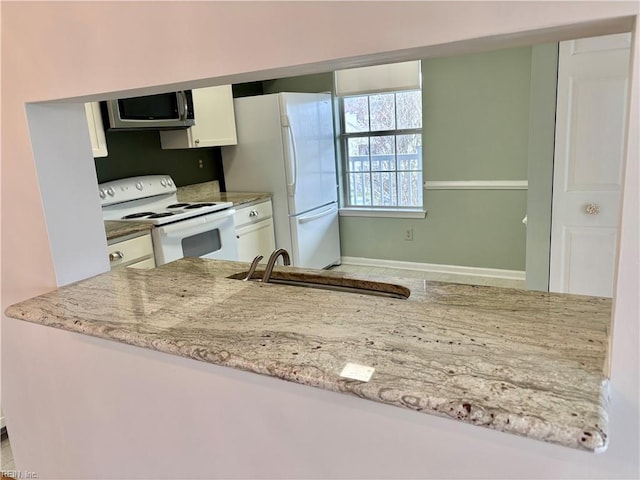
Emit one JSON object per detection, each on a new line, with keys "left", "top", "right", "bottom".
{"left": 105, "top": 90, "right": 195, "bottom": 130}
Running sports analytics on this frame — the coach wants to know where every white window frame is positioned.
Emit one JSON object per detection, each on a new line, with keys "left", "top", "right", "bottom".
{"left": 337, "top": 90, "right": 426, "bottom": 218}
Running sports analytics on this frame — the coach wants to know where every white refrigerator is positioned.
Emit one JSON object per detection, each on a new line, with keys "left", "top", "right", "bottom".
{"left": 222, "top": 92, "right": 341, "bottom": 269}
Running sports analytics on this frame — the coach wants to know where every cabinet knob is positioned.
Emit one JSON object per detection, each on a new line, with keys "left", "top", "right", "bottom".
{"left": 249, "top": 210, "right": 259, "bottom": 218}
{"left": 109, "top": 251, "right": 124, "bottom": 262}
{"left": 194, "top": 139, "right": 200, "bottom": 145}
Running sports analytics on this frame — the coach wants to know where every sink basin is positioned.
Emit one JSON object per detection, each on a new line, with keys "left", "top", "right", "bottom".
{"left": 227, "top": 270, "right": 410, "bottom": 299}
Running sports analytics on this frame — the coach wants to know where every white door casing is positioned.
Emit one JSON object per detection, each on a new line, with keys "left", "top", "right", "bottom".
{"left": 549, "top": 33, "right": 631, "bottom": 297}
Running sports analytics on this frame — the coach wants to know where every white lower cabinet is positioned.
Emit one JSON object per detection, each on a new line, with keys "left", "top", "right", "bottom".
{"left": 108, "top": 232, "right": 156, "bottom": 270}
{"left": 234, "top": 199, "right": 276, "bottom": 262}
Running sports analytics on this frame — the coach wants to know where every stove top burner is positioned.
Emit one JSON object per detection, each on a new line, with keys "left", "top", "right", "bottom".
{"left": 123, "top": 212, "right": 155, "bottom": 219}
{"left": 183, "top": 203, "right": 216, "bottom": 209}
{"left": 105, "top": 196, "right": 233, "bottom": 226}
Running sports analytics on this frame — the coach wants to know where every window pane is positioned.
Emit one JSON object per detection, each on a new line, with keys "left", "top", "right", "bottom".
{"left": 372, "top": 171, "right": 396, "bottom": 206}
{"left": 369, "top": 93, "right": 395, "bottom": 131}
{"left": 397, "top": 171, "right": 411, "bottom": 206}
{"left": 348, "top": 173, "right": 357, "bottom": 205}
{"left": 412, "top": 171, "right": 423, "bottom": 206}
{"left": 362, "top": 172, "right": 372, "bottom": 206}
{"left": 396, "top": 91, "right": 422, "bottom": 129}
{"left": 379, "top": 171, "right": 397, "bottom": 206}
{"left": 343, "top": 96, "right": 370, "bottom": 133}
{"left": 397, "top": 171, "right": 423, "bottom": 207}
{"left": 397, "top": 134, "right": 422, "bottom": 170}
{"left": 372, "top": 172, "right": 382, "bottom": 206}
{"left": 347, "top": 137, "right": 369, "bottom": 172}
{"left": 370, "top": 136, "right": 395, "bottom": 171}
{"left": 348, "top": 172, "right": 372, "bottom": 206}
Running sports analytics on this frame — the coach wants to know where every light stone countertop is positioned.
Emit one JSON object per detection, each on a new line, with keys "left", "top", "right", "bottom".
{"left": 176, "top": 180, "right": 271, "bottom": 206}
{"left": 104, "top": 221, "right": 153, "bottom": 242}
{"left": 4, "top": 258, "right": 611, "bottom": 452}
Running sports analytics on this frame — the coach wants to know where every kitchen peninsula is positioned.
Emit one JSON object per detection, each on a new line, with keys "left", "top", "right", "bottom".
{"left": 5, "top": 257, "right": 610, "bottom": 465}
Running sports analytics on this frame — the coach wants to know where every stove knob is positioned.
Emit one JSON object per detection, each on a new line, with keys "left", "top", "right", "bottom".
{"left": 160, "top": 179, "right": 167, "bottom": 187}
{"left": 99, "top": 189, "right": 106, "bottom": 199}
{"left": 135, "top": 181, "right": 144, "bottom": 191}
{"left": 167, "top": 178, "right": 173, "bottom": 186}
{"left": 106, "top": 187, "right": 115, "bottom": 197}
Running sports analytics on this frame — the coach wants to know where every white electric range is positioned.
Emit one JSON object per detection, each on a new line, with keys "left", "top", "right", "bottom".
{"left": 100, "top": 175, "right": 238, "bottom": 265}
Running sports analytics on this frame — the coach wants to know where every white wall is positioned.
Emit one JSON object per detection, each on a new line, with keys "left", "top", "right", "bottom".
{"left": 1, "top": 1, "right": 638, "bottom": 478}
{"left": 25, "top": 103, "right": 110, "bottom": 286}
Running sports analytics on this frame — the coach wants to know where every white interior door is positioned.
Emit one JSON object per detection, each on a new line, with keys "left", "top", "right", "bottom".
{"left": 549, "top": 33, "right": 631, "bottom": 297}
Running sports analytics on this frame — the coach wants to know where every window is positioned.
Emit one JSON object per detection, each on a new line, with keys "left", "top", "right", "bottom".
{"left": 339, "top": 90, "right": 423, "bottom": 211}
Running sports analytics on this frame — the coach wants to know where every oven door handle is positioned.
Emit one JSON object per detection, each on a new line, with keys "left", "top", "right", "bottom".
{"left": 154, "top": 209, "right": 236, "bottom": 236}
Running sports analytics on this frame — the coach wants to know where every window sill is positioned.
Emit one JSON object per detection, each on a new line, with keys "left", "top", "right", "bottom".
{"left": 339, "top": 208, "right": 427, "bottom": 219}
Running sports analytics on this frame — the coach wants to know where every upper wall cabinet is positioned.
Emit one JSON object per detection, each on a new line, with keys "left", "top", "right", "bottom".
{"left": 85, "top": 102, "right": 108, "bottom": 158}
{"left": 160, "top": 85, "right": 237, "bottom": 149}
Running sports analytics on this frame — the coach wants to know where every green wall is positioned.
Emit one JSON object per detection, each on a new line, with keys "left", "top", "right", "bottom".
{"left": 340, "top": 47, "right": 533, "bottom": 271}
{"left": 94, "top": 129, "right": 222, "bottom": 188}
{"left": 526, "top": 44, "right": 559, "bottom": 290}
{"left": 262, "top": 73, "right": 334, "bottom": 94}
{"left": 340, "top": 190, "right": 527, "bottom": 268}
{"left": 236, "top": 46, "right": 557, "bottom": 272}
{"left": 423, "top": 48, "right": 531, "bottom": 181}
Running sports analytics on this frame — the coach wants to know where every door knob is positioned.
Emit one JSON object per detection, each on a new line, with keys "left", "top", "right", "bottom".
{"left": 585, "top": 204, "right": 600, "bottom": 215}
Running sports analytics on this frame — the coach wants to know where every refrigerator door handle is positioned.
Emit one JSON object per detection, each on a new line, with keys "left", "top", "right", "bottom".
{"left": 283, "top": 119, "right": 298, "bottom": 197}
{"left": 298, "top": 204, "right": 336, "bottom": 224}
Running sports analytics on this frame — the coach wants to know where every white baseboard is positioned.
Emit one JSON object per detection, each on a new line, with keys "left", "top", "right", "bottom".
{"left": 341, "top": 256, "right": 526, "bottom": 281}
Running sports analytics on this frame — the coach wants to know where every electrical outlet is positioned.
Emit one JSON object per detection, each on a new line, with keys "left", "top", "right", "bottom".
{"left": 404, "top": 228, "right": 414, "bottom": 241}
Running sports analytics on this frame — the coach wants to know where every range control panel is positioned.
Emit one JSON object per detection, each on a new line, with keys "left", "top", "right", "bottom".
{"left": 99, "top": 175, "right": 176, "bottom": 206}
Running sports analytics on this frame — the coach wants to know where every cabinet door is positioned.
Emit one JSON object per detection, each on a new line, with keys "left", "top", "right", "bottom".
{"left": 234, "top": 199, "right": 273, "bottom": 229}
{"left": 160, "top": 85, "right": 237, "bottom": 149}
{"left": 236, "top": 218, "right": 276, "bottom": 262}
{"left": 84, "top": 102, "right": 108, "bottom": 158}
{"left": 108, "top": 233, "right": 155, "bottom": 269}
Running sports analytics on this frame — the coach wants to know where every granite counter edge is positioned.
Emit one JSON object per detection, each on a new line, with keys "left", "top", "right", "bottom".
{"left": 4, "top": 303, "right": 609, "bottom": 453}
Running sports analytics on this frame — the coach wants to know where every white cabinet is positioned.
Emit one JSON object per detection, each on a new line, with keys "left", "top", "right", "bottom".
{"left": 234, "top": 199, "right": 276, "bottom": 262}
{"left": 108, "top": 232, "right": 156, "bottom": 270}
{"left": 160, "top": 85, "right": 237, "bottom": 149}
{"left": 85, "top": 102, "right": 108, "bottom": 158}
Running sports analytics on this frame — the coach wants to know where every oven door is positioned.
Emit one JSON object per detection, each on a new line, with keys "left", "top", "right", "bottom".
{"left": 151, "top": 209, "right": 238, "bottom": 266}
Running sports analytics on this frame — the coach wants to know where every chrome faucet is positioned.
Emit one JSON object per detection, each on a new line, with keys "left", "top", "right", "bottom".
{"left": 243, "top": 255, "right": 263, "bottom": 281}
{"left": 261, "top": 248, "right": 291, "bottom": 283}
